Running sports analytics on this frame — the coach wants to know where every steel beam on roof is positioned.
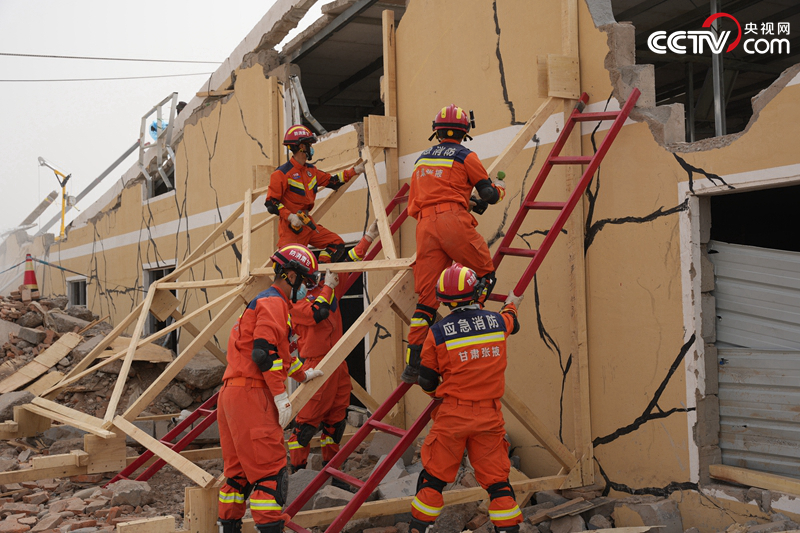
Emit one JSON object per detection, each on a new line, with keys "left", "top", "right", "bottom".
{"left": 286, "top": 0, "right": 381, "bottom": 64}
{"left": 312, "top": 56, "right": 384, "bottom": 109}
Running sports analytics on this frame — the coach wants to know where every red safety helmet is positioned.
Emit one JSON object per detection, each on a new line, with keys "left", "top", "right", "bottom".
{"left": 271, "top": 244, "right": 318, "bottom": 284}
{"left": 430, "top": 105, "right": 474, "bottom": 141}
{"left": 436, "top": 263, "right": 479, "bottom": 305}
{"left": 283, "top": 124, "right": 317, "bottom": 147}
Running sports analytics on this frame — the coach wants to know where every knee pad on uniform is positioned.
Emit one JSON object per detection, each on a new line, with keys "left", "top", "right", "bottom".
{"left": 409, "top": 517, "right": 435, "bottom": 533}
{"left": 487, "top": 479, "right": 516, "bottom": 502}
{"left": 416, "top": 469, "right": 447, "bottom": 495}
{"left": 225, "top": 475, "right": 253, "bottom": 500}
{"left": 324, "top": 419, "right": 347, "bottom": 444}
{"left": 253, "top": 467, "right": 289, "bottom": 507}
{"left": 255, "top": 521, "right": 285, "bottom": 533}
{"left": 217, "top": 518, "right": 243, "bottom": 533}
{"left": 294, "top": 423, "right": 319, "bottom": 447}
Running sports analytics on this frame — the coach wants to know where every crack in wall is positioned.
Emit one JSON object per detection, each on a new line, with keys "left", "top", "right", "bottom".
{"left": 596, "top": 456, "right": 698, "bottom": 497}
{"left": 673, "top": 153, "right": 735, "bottom": 194}
{"left": 585, "top": 200, "right": 689, "bottom": 252}
{"left": 491, "top": 1, "right": 524, "bottom": 126}
{"left": 233, "top": 94, "right": 271, "bottom": 162}
{"left": 594, "top": 333, "right": 697, "bottom": 447}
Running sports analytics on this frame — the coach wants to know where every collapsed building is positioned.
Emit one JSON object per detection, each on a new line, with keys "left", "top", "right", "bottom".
{"left": 0, "top": 0, "right": 799, "bottom": 531}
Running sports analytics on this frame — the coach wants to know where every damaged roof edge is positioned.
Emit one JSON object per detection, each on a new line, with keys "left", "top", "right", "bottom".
{"left": 70, "top": 0, "right": 321, "bottom": 230}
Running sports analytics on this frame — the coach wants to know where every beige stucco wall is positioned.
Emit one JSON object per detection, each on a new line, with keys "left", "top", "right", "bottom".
{"left": 15, "top": 0, "right": 800, "bottom": 529}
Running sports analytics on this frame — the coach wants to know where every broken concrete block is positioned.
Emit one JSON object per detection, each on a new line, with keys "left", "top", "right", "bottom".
{"left": 432, "top": 501, "right": 477, "bottom": 533}
{"left": 16, "top": 312, "right": 43, "bottom": 329}
{"left": 165, "top": 385, "right": 194, "bottom": 409}
{"left": 287, "top": 468, "right": 330, "bottom": 512}
{"left": 366, "top": 433, "right": 414, "bottom": 466}
{"left": 107, "top": 480, "right": 154, "bottom": 507}
{"left": 16, "top": 327, "right": 45, "bottom": 346}
{"left": 0, "top": 392, "right": 34, "bottom": 422}
{"left": 347, "top": 409, "right": 368, "bottom": 428}
{"left": 701, "top": 293, "right": 716, "bottom": 343}
{"left": 748, "top": 521, "right": 797, "bottom": 533}
{"left": 313, "top": 485, "right": 354, "bottom": 509}
{"left": 550, "top": 515, "right": 586, "bottom": 533}
{"left": 0, "top": 320, "right": 22, "bottom": 344}
{"left": 66, "top": 306, "right": 95, "bottom": 321}
{"left": 377, "top": 472, "right": 418, "bottom": 500}
{"left": 176, "top": 350, "right": 225, "bottom": 389}
{"left": 47, "top": 311, "right": 90, "bottom": 334}
{"left": 694, "top": 394, "right": 720, "bottom": 447}
{"left": 697, "top": 445, "right": 721, "bottom": 485}
{"left": 535, "top": 491, "right": 569, "bottom": 506}
{"left": 70, "top": 335, "right": 105, "bottom": 362}
{"left": 589, "top": 515, "right": 612, "bottom": 529}
{"left": 48, "top": 437, "right": 84, "bottom": 456}
{"left": 612, "top": 498, "right": 683, "bottom": 533}
{"left": 374, "top": 455, "right": 406, "bottom": 484}
{"left": 522, "top": 501, "right": 555, "bottom": 520}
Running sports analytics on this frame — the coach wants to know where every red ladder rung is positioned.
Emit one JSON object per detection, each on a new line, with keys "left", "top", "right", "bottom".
{"left": 572, "top": 111, "right": 620, "bottom": 122}
{"left": 523, "top": 201, "right": 566, "bottom": 210}
{"left": 549, "top": 156, "right": 593, "bottom": 165}
{"left": 367, "top": 420, "right": 407, "bottom": 438}
{"left": 158, "top": 441, "right": 176, "bottom": 448}
{"left": 196, "top": 409, "right": 214, "bottom": 416}
{"left": 498, "top": 247, "right": 537, "bottom": 258}
{"left": 486, "top": 293, "right": 506, "bottom": 303}
{"left": 324, "top": 467, "right": 365, "bottom": 489}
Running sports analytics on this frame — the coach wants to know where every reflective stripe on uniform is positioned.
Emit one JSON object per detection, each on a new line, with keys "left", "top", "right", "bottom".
{"left": 319, "top": 435, "right": 334, "bottom": 447}
{"left": 348, "top": 248, "right": 362, "bottom": 261}
{"left": 288, "top": 357, "right": 303, "bottom": 376}
{"left": 411, "top": 497, "right": 442, "bottom": 518}
{"left": 414, "top": 157, "right": 455, "bottom": 169}
{"left": 308, "top": 177, "right": 317, "bottom": 190}
{"left": 410, "top": 317, "right": 429, "bottom": 328}
{"left": 489, "top": 505, "right": 522, "bottom": 521}
{"left": 444, "top": 331, "right": 505, "bottom": 350}
{"left": 288, "top": 440, "right": 304, "bottom": 450}
{"left": 219, "top": 491, "right": 245, "bottom": 504}
{"left": 269, "top": 358, "right": 283, "bottom": 371}
{"left": 250, "top": 498, "right": 281, "bottom": 511}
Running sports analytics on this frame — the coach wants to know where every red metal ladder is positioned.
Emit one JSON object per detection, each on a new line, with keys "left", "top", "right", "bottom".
{"left": 283, "top": 91, "right": 641, "bottom": 531}
{"left": 487, "top": 89, "right": 640, "bottom": 301}
{"left": 109, "top": 184, "right": 411, "bottom": 484}
{"left": 284, "top": 383, "right": 439, "bottom": 533}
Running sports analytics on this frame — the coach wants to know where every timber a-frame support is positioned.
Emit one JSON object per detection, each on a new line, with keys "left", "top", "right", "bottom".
{"left": 0, "top": 2, "right": 610, "bottom": 530}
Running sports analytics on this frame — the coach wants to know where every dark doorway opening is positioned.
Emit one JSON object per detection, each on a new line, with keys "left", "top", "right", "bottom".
{"left": 340, "top": 267, "right": 367, "bottom": 409}
{"left": 145, "top": 267, "right": 178, "bottom": 353}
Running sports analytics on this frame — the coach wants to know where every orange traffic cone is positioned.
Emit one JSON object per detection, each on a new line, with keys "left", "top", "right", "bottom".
{"left": 23, "top": 254, "right": 38, "bottom": 291}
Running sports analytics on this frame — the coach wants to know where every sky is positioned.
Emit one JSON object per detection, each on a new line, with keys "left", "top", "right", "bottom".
{"left": 0, "top": 0, "right": 323, "bottom": 236}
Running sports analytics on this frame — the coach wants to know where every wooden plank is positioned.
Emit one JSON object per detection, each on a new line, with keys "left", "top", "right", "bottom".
{"left": 501, "top": 387, "right": 577, "bottom": 470}
{"left": 546, "top": 499, "right": 596, "bottom": 519}
{"left": 349, "top": 378, "right": 380, "bottom": 413}
{"left": 161, "top": 202, "right": 245, "bottom": 283}
{"left": 24, "top": 402, "right": 114, "bottom": 438}
{"left": 240, "top": 188, "right": 252, "bottom": 281}
{"left": 710, "top": 464, "right": 800, "bottom": 496}
{"left": 252, "top": 165, "right": 275, "bottom": 192}
{"left": 529, "top": 497, "right": 585, "bottom": 525}
{"left": 150, "top": 289, "right": 180, "bottom": 322}
{"left": 485, "top": 97, "right": 560, "bottom": 179}
{"left": 85, "top": 430, "right": 127, "bottom": 473}
{"left": 9, "top": 406, "right": 49, "bottom": 438}
{"left": 185, "top": 486, "right": 218, "bottom": 533}
{"left": 538, "top": 55, "right": 550, "bottom": 98}
{"left": 31, "top": 450, "right": 88, "bottom": 469}
{"left": 113, "top": 416, "right": 216, "bottom": 488}
{"left": 255, "top": 257, "right": 413, "bottom": 276}
{"left": 361, "top": 147, "right": 397, "bottom": 260}
{"left": 0, "top": 462, "right": 86, "bottom": 484}
{"left": 100, "top": 337, "right": 173, "bottom": 363}
{"left": 105, "top": 286, "right": 159, "bottom": 423}
{"left": 118, "top": 516, "right": 177, "bottom": 533}
{"left": 48, "top": 301, "right": 145, "bottom": 399}
{"left": 288, "top": 270, "right": 413, "bottom": 420}
{"left": 24, "top": 372, "right": 64, "bottom": 396}
{"left": 0, "top": 333, "right": 82, "bottom": 393}
{"left": 285, "top": 474, "right": 567, "bottom": 529}
{"left": 158, "top": 278, "right": 242, "bottom": 290}
{"left": 547, "top": 55, "right": 580, "bottom": 99}
{"left": 121, "top": 279, "right": 269, "bottom": 422}
{"left": 365, "top": 115, "right": 397, "bottom": 148}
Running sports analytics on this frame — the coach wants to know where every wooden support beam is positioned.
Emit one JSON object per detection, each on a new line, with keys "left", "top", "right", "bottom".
{"left": 23, "top": 372, "right": 64, "bottom": 396}
{"left": 117, "top": 516, "right": 177, "bottom": 533}
{"left": 184, "top": 486, "right": 218, "bottom": 533}
{"left": 349, "top": 378, "right": 381, "bottom": 413}
{"left": 105, "top": 286, "right": 159, "bottom": 423}
{"left": 289, "top": 270, "right": 414, "bottom": 420}
{"left": 170, "top": 310, "right": 227, "bottom": 365}
{"left": 28, "top": 398, "right": 116, "bottom": 438}
{"left": 240, "top": 188, "right": 252, "bottom": 281}
{"left": 485, "top": 97, "right": 560, "bottom": 179}
{"left": 114, "top": 416, "right": 216, "bottom": 488}
{"left": 84, "top": 431, "right": 126, "bottom": 473}
{"left": 158, "top": 279, "right": 242, "bottom": 290}
{"left": 0, "top": 459, "right": 87, "bottom": 484}
{"left": 361, "top": 147, "right": 397, "bottom": 260}
{"left": 0, "top": 333, "right": 82, "bottom": 393}
{"left": 710, "top": 464, "right": 800, "bottom": 496}
{"left": 501, "top": 387, "right": 578, "bottom": 470}
{"left": 254, "top": 257, "right": 413, "bottom": 276}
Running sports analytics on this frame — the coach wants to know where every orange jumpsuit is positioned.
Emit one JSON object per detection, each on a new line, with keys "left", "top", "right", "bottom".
{"left": 406, "top": 140, "right": 505, "bottom": 355}
{"left": 217, "top": 285, "right": 310, "bottom": 528}
{"left": 411, "top": 302, "right": 522, "bottom": 532}
{"left": 286, "top": 283, "right": 352, "bottom": 469}
{"left": 266, "top": 158, "right": 357, "bottom": 262}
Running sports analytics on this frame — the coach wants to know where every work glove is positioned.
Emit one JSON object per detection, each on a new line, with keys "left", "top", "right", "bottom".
{"left": 288, "top": 212, "right": 303, "bottom": 229}
{"left": 354, "top": 162, "right": 365, "bottom": 175}
{"left": 304, "top": 368, "right": 324, "bottom": 382}
{"left": 492, "top": 177, "right": 506, "bottom": 190}
{"left": 469, "top": 196, "right": 488, "bottom": 215}
{"left": 274, "top": 392, "right": 292, "bottom": 427}
{"left": 365, "top": 219, "right": 380, "bottom": 242}
{"left": 324, "top": 269, "right": 339, "bottom": 289}
{"left": 504, "top": 289, "right": 524, "bottom": 308}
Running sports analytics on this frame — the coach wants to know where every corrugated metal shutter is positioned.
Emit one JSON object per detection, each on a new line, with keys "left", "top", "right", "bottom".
{"left": 710, "top": 241, "right": 800, "bottom": 478}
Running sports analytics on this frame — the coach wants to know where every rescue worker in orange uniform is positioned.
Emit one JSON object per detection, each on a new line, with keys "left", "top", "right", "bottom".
{"left": 287, "top": 220, "right": 380, "bottom": 471}
{"left": 264, "top": 124, "right": 366, "bottom": 263}
{"left": 409, "top": 264, "right": 524, "bottom": 533}
{"left": 217, "top": 244, "right": 325, "bottom": 533}
{"left": 401, "top": 105, "right": 507, "bottom": 383}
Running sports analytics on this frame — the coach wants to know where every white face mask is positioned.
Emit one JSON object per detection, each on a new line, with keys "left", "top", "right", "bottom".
{"left": 294, "top": 283, "right": 308, "bottom": 302}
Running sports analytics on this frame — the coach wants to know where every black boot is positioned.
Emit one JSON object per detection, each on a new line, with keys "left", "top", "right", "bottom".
{"left": 401, "top": 345, "right": 422, "bottom": 384}
{"left": 217, "top": 518, "right": 242, "bottom": 533}
{"left": 495, "top": 525, "right": 520, "bottom": 533}
{"left": 255, "top": 521, "right": 284, "bottom": 533}
{"left": 409, "top": 517, "right": 434, "bottom": 533}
